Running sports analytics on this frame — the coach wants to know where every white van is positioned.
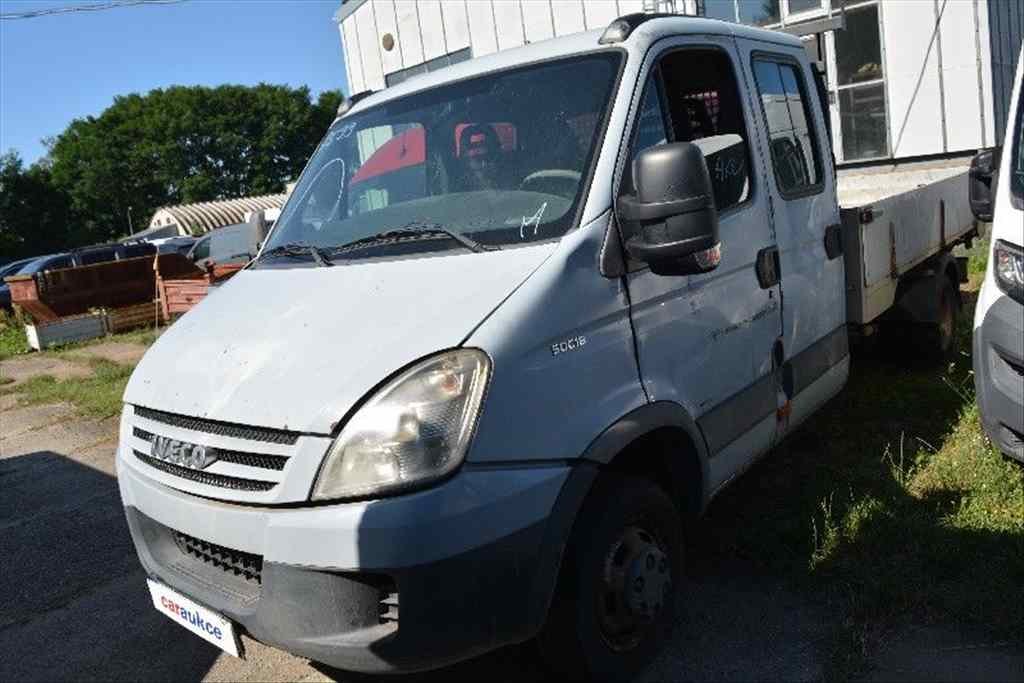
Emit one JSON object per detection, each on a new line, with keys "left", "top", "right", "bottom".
{"left": 117, "top": 15, "right": 980, "bottom": 680}
{"left": 971, "top": 46, "right": 1024, "bottom": 464}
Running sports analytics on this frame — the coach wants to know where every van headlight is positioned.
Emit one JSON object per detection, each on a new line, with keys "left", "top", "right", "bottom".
{"left": 994, "top": 239, "right": 1024, "bottom": 304}
{"left": 311, "top": 349, "right": 490, "bottom": 500}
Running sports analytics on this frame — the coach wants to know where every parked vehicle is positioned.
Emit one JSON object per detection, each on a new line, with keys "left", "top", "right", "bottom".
{"left": 971, "top": 46, "right": 1024, "bottom": 464}
{"left": 71, "top": 240, "right": 156, "bottom": 264}
{"left": 1, "top": 254, "right": 74, "bottom": 311}
{"left": 0, "top": 257, "right": 38, "bottom": 310}
{"left": 3, "top": 243, "right": 157, "bottom": 312}
{"left": 150, "top": 236, "right": 198, "bottom": 256}
{"left": 117, "top": 16, "right": 978, "bottom": 680}
{"left": 187, "top": 222, "right": 261, "bottom": 269}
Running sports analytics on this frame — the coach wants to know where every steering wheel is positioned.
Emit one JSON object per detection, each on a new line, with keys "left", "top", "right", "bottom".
{"left": 519, "top": 169, "right": 582, "bottom": 199}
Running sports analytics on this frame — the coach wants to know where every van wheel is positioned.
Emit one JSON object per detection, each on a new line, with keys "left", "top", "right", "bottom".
{"left": 538, "top": 475, "right": 682, "bottom": 682}
{"left": 916, "top": 279, "right": 959, "bottom": 363}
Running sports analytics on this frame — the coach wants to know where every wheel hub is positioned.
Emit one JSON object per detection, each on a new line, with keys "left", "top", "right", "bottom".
{"left": 624, "top": 545, "right": 670, "bottom": 620}
{"left": 597, "top": 525, "right": 673, "bottom": 651}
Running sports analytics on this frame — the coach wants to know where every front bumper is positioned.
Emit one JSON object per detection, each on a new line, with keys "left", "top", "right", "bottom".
{"left": 973, "top": 293, "right": 1024, "bottom": 463}
{"left": 118, "top": 456, "right": 572, "bottom": 673}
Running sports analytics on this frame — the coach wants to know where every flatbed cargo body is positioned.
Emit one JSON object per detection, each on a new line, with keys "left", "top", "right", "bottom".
{"left": 837, "top": 159, "right": 976, "bottom": 324}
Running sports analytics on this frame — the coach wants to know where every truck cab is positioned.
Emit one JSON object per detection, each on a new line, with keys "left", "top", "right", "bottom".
{"left": 971, "top": 47, "right": 1024, "bottom": 463}
{"left": 117, "top": 15, "right": 971, "bottom": 680}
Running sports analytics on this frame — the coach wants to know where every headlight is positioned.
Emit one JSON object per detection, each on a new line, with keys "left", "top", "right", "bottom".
{"left": 312, "top": 349, "right": 490, "bottom": 501}
{"left": 994, "top": 239, "right": 1024, "bottom": 304}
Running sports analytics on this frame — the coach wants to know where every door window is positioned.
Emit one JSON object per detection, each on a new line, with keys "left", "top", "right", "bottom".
{"left": 660, "top": 49, "right": 754, "bottom": 211}
{"left": 752, "top": 59, "right": 822, "bottom": 196}
{"left": 630, "top": 79, "right": 669, "bottom": 158}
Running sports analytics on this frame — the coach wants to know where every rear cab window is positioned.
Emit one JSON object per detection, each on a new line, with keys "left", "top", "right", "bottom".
{"left": 752, "top": 57, "right": 823, "bottom": 197}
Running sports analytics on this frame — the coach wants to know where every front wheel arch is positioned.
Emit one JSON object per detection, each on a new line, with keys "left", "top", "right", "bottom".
{"left": 524, "top": 402, "right": 708, "bottom": 635}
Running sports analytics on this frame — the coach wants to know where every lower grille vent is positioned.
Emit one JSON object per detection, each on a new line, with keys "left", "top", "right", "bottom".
{"left": 173, "top": 530, "right": 263, "bottom": 584}
{"left": 379, "top": 585, "right": 399, "bottom": 625}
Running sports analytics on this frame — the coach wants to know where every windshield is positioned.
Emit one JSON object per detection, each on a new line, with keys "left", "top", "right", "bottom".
{"left": 261, "top": 53, "right": 621, "bottom": 264}
{"left": 1012, "top": 83, "right": 1023, "bottom": 207}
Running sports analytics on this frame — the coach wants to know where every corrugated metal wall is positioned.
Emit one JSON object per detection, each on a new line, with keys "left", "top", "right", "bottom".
{"left": 985, "top": 0, "right": 1024, "bottom": 145}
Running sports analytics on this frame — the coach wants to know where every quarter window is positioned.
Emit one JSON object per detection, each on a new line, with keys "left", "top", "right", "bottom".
{"left": 753, "top": 59, "right": 822, "bottom": 195}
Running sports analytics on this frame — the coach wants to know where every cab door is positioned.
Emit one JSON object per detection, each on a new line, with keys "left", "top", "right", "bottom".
{"left": 620, "top": 37, "right": 783, "bottom": 492}
{"left": 740, "top": 44, "right": 849, "bottom": 440}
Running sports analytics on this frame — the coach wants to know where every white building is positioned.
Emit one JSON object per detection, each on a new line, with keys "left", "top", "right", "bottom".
{"left": 334, "top": 0, "right": 1023, "bottom": 165}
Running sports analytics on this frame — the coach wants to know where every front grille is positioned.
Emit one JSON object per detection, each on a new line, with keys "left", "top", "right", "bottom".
{"left": 134, "top": 406, "right": 299, "bottom": 445}
{"left": 133, "top": 427, "right": 288, "bottom": 471}
{"left": 173, "top": 530, "right": 263, "bottom": 584}
{"left": 133, "top": 450, "right": 277, "bottom": 491}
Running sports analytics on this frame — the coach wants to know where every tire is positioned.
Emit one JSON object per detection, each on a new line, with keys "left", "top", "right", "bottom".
{"left": 914, "top": 278, "right": 959, "bottom": 364}
{"left": 538, "top": 474, "right": 683, "bottom": 682}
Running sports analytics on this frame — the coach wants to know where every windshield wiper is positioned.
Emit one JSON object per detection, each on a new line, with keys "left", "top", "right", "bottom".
{"left": 329, "top": 222, "right": 499, "bottom": 256}
{"left": 258, "top": 242, "right": 334, "bottom": 267}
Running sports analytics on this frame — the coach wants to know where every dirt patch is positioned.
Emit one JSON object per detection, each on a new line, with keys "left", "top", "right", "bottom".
{"left": 65, "top": 341, "right": 148, "bottom": 366}
{"left": 0, "top": 355, "right": 91, "bottom": 388}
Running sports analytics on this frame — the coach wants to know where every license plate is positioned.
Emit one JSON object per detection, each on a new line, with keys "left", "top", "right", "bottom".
{"left": 147, "top": 579, "right": 241, "bottom": 657}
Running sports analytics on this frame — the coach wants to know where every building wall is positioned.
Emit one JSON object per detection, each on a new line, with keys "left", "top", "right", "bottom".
{"left": 880, "top": 0, "right": 1016, "bottom": 160}
{"left": 336, "top": 0, "right": 1017, "bottom": 162}
{"left": 336, "top": 0, "right": 698, "bottom": 92}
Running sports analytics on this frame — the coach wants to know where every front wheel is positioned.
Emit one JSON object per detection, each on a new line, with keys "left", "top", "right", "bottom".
{"left": 538, "top": 475, "right": 683, "bottom": 682}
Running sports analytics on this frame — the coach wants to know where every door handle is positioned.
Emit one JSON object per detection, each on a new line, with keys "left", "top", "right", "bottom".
{"left": 824, "top": 223, "right": 843, "bottom": 260}
{"left": 756, "top": 246, "right": 780, "bottom": 289}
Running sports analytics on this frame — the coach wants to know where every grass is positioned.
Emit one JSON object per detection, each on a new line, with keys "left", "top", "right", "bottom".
{"left": 1, "top": 309, "right": 160, "bottom": 417}
{"left": 695, "top": 244, "right": 1024, "bottom": 677}
{"left": 0, "top": 310, "right": 31, "bottom": 361}
{"left": 1, "top": 357, "right": 135, "bottom": 418}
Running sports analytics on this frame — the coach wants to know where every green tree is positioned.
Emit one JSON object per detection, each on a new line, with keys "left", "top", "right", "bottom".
{"left": 0, "top": 151, "right": 76, "bottom": 261}
{"left": 48, "top": 84, "right": 342, "bottom": 242}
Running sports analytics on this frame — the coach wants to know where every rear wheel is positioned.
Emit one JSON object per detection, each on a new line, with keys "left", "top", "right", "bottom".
{"left": 915, "top": 278, "right": 959, "bottom": 363}
{"left": 538, "top": 475, "right": 683, "bottom": 682}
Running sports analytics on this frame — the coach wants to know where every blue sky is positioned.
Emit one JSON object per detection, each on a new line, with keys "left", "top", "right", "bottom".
{"left": 1, "top": 0, "right": 350, "bottom": 163}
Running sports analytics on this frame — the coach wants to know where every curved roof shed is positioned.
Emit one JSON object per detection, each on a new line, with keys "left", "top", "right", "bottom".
{"left": 147, "top": 194, "right": 287, "bottom": 236}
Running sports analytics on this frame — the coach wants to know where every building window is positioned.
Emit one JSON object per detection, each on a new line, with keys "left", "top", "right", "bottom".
{"left": 704, "top": 0, "right": 780, "bottom": 25}
{"left": 787, "top": 0, "right": 824, "bottom": 15}
{"left": 385, "top": 47, "right": 472, "bottom": 87}
{"left": 738, "top": 0, "right": 780, "bottom": 26}
{"left": 834, "top": 3, "right": 889, "bottom": 160}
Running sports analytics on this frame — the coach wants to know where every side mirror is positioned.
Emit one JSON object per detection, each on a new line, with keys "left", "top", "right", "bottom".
{"left": 617, "top": 142, "right": 721, "bottom": 276}
{"left": 969, "top": 147, "right": 1001, "bottom": 222}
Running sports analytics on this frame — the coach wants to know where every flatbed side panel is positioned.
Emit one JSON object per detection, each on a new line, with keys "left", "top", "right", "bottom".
{"left": 843, "top": 170, "right": 973, "bottom": 324}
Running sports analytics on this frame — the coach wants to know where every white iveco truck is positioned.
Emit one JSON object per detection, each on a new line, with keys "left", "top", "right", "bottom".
{"left": 118, "top": 14, "right": 981, "bottom": 680}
